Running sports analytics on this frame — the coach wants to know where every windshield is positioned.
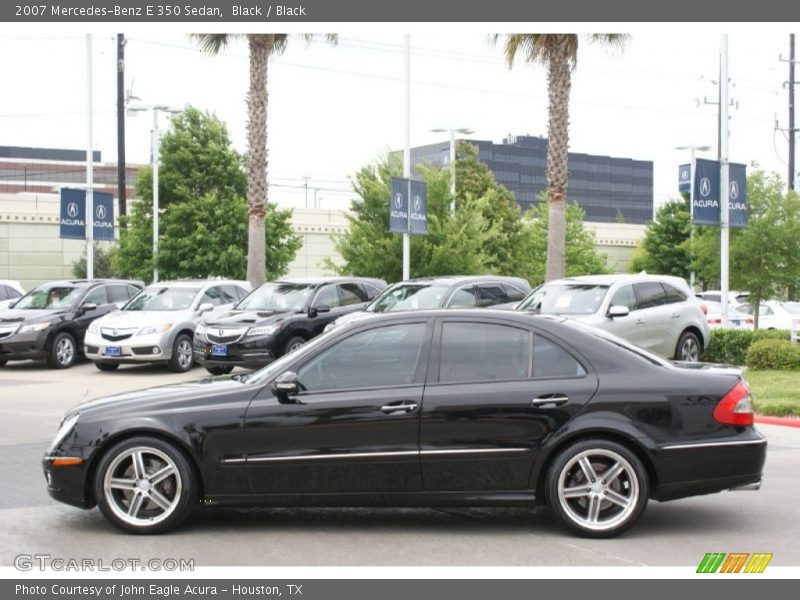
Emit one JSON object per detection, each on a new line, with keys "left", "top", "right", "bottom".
{"left": 517, "top": 283, "right": 610, "bottom": 315}
{"left": 367, "top": 284, "right": 450, "bottom": 313}
{"left": 124, "top": 286, "right": 201, "bottom": 311}
{"left": 13, "top": 286, "right": 83, "bottom": 310}
{"left": 237, "top": 283, "right": 314, "bottom": 312}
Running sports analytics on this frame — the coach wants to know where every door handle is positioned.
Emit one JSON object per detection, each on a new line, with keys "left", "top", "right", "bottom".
{"left": 671, "top": 313, "right": 680, "bottom": 319}
{"left": 380, "top": 401, "right": 419, "bottom": 414}
{"left": 532, "top": 394, "right": 569, "bottom": 407}
{"left": 635, "top": 319, "right": 645, "bottom": 325}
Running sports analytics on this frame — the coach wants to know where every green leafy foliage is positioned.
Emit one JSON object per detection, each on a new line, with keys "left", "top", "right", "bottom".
{"left": 702, "top": 328, "right": 790, "bottom": 365}
{"left": 114, "top": 107, "right": 300, "bottom": 283}
{"left": 71, "top": 244, "right": 117, "bottom": 279}
{"left": 628, "top": 197, "right": 691, "bottom": 278}
{"left": 746, "top": 339, "right": 800, "bottom": 371}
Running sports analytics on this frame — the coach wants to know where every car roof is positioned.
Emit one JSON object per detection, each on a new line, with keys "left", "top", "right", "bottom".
{"left": 143, "top": 280, "right": 248, "bottom": 289}
{"left": 550, "top": 273, "right": 690, "bottom": 290}
{"left": 278, "top": 276, "right": 386, "bottom": 286}
{"left": 34, "top": 279, "right": 141, "bottom": 288}
{"left": 392, "top": 275, "right": 530, "bottom": 287}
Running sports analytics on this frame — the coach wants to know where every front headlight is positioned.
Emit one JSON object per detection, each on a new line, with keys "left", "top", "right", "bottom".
{"left": 88, "top": 322, "right": 100, "bottom": 334}
{"left": 247, "top": 324, "right": 279, "bottom": 337}
{"left": 137, "top": 323, "right": 172, "bottom": 336}
{"left": 49, "top": 413, "right": 80, "bottom": 452}
{"left": 19, "top": 322, "right": 51, "bottom": 334}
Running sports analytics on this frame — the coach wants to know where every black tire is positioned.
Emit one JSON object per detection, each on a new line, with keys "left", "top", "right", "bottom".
{"left": 0, "top": 360, "right": 6, "bottom": 367}
{"left": 46, "top": 332, "right": 77, "bottom": 369}
{"left": 674, "top": 330, "right": 701, "bottom": 362}
{"left": 95, "top": 362, "right": 120, "bottom": 372}
{"left": 205, "top": 365, "right": 234, "bottom": 376}
{"left": 93, "top": 436, "right": 198, "bottom": 535}
{"left": 167, "top": 333, "right": 194, "bottom": 373}
{"left": 544, "top": 439, "right": 649, "bottom": 538}
{"left": 283, "top": 335, "right": 306, "bottom": 356}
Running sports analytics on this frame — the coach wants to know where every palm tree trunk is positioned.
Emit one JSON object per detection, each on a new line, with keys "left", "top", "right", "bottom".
{"left": 246, "top": 34, "right": 271, "bottom": 286}
{"left": 545, "top": 38, "right": 572, "bottom": 282}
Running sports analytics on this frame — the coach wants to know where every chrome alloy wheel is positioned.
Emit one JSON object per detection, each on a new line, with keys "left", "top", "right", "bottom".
{"left": 556, "top": 449, "right": 639, "bottom": 532}
{"left": 55, "top": 337, "right": 74, "bottom": 365}
{"left": 176, "top": 339, "right": 193, "bottom": 369}
{"left": 680, "top": 337, "right": 700, "bottom": 362}
{"left": 103, "top": 446, "right": 182, "bottom": 527}
{"left": 288, "top": 340, "right": 304, "bottom": 351}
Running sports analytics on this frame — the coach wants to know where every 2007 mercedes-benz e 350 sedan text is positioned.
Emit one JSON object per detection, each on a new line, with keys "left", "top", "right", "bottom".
{"left": 43, "top": 310, "right": 765, "bottom": 537}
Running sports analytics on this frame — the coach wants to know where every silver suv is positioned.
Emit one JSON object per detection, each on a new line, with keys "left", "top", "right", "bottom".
{"left": 515, "top": 274, "right": 710, "bottom": 361}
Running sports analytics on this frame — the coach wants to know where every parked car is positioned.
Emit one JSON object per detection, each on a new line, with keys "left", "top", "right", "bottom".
{"left": 736, "top": 301, "right": 800, "bottom": 331}
{"left": 703, "top": 301, "right": 753, "bottom": 330}
{"left": 194, "top": 276, "right": 387, "bottom": 375}
{"left": 84, "top": 280, "right": 252, "bottom": 373}
{"left": 0, "top": 280, "right": 25, "bottom": 311}
{"left": 515, "top": 274, "right": 710, "bottom": 361}
{"left": 43, "top": 309, "right": 765, "bottom": 537}
{"left": 695, "top": 290, "right": 750, "bottom": 306}
{"left": 0, "top": 279, "right": 142, "bottom": 369}
{"left": 325, "top": 275, "right": 531, "bottom": 332}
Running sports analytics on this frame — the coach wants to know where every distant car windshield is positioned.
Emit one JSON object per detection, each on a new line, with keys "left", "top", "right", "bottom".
{"left": 517, "top": 283, "right": 610, "bottom": 315}
{"left": 237, "top": 283, "right": 315, "bottom": 312}
{"left": 124, "top": 286, "right": 201, "bottom": 311}
{"left": 13, "top": 285, "right": 83, "bottom": 310}
{"left": 782, "top": 302, "right": 800, "bottom": 315}
{"left": 367, "top": 284, "right": 450, "bottom": 313}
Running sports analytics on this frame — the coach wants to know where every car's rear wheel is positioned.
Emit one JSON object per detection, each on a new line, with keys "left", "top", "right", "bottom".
{"left": 675, "top": 330, "right": 701, "bottom": 362}
{"left": 94, "top": 436, "right": 198, "bottom": 534}
{"left": 205, "top": 365, "right": 234, "bottom": 376}
{"left": 283, "top": 335, "right": 306, "bottom": 355}
{"left": 545, "top": 439, "right": 649, "bottom": 538}
{"left": 167, "top": 334, "right": 194, "bottom": 373}
{"left": 47, "top": 332, "right": 77, "bottom": 369}
{"left": 95, "top": 362, "right": 119, "bottom": 372}
{"left": 0, "top": 359, "right": 6, "bottom": 367}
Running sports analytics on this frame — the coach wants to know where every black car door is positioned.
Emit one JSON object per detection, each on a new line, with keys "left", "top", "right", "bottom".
{"left": 242, "top": 320, "right": 432, "bottom": 494}
{"left": 306, "top": 284, "right": 347, "bottom": 336}
{"left": 74, "top": 285, "right": 114, "bottom": 339}
{"left": 419, "top": 317, "right": 598, "bottom": 492}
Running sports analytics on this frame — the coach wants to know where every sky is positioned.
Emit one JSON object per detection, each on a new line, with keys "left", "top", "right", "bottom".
{"left": 0, "top": 26, "right": 796, "bottom": 213}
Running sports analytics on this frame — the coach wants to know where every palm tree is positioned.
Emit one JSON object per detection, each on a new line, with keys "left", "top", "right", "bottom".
{"left": 493, "top": 34, "right": 628, "bottom": 281}
{"left": 193, "top": 34, "right": 337, "bottom": 286}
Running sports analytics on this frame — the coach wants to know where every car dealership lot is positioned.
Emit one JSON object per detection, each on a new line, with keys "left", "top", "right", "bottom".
{"left": 1, "top": 360, "right": 799, "bottom": 566}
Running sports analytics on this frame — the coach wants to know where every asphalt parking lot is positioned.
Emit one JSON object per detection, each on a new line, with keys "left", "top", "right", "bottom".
{"left": 1, "top": 359, "right": 799, "bottom": 567}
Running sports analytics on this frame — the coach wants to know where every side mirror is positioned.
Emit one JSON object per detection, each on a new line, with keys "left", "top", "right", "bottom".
{"left": 197, "top": 302, "right": 214, "bottom": 314}
{"left": 271, "top": 371, "right": 302, "bottom": 403}
{"left": 607, "top": 305, "right": 630, "bottom": 318}
{"left": 80, "top": 302, "right": 98, "bottom": 313}
{"left": 114, "top": 301, "right": 125, "bottom": 309}
{"left": 309, "top": 304, "right": 331, "bottom": 317}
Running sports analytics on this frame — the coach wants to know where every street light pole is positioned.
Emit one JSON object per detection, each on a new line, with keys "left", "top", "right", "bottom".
{"left": 402, "top": 34, "right": 411, "bottom": 281}
{"left": 720, "top": 34, "right": 731, "bottom": 327}
{"left": 675, "top": 143, "right": 711, "bottom": 289}
{"left": 152, "top": 108, "right": 160, "bottom": 283}
{"left": 85, "top": 34, "right": 94, "bottom": 280}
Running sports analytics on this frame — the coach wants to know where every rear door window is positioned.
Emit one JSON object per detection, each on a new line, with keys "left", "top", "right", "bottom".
{"left": 339, "top": 283, "right": 369, "bottom": 306}
{"left": 438, "top": 322, "right": 531, "bottom": 382}
{"left": 634, "top": 282, "right": 667, "bottom": 310}
{"left": 503, "top": 284, "right": 527, "bottom": 302}
{"left": 476, "top": 283, "right": 510, "bottom": 307}
{"left": 446, "top": 287, "right": 478, "bottom": 308}
{"left": 661, "top": 283, "right": 688, "bottom": 304}
{"left": 83, "top": 286, "right": 109, "bottom": 306}
{"left": 609, "top": 284, "right": 637, "bottom": 311}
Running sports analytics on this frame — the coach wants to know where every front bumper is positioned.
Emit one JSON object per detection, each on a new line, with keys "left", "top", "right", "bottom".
{"left": 0, "top": 330, "right": 49, "bottom": 361}
{"left": 193, "top": 334, "right": 277, "bottom": 368}
{"left": 42, "top": 451, "right": 96, "bottom": 510}
{"left": 84, "top": 330, "right": 173, "bottom": 363}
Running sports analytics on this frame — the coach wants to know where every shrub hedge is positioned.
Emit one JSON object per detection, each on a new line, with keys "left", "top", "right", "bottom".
{"left": 745, "top": 339, "right": 800, "bottom": 370}
{"left": 701, "top": 328, "right": 790, "bottom": 365}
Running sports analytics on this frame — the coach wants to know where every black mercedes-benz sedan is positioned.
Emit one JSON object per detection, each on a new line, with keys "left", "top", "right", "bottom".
{"left": 43, "top": 310, "right": 766, "bottom": 537}
{"left": 193, "top": 277, "right": 386, "bottom": 375}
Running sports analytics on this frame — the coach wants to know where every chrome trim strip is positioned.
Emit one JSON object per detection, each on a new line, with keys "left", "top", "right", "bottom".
{"left": 220, "top": 447, "right": 530, "bottom": 465}
{"left": 661, "top": 439, "right": 767, "bottom": 451}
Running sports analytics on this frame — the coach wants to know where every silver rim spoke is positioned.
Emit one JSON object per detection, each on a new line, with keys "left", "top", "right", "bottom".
{"left": 562, "top": 485, "right": 590, "bottom": 499}
{"left": 132, "top": 451, "right": 147, "bottom": 479}
{"left": 127, "top": 491, "right": 145, "bottom": 517}
{"left": 578, "top": 457, "right": 597, "bottom": 482}
{"left": 603, "top": 462, "right": 624, "bottom": 485}
{"left": 605, "top": 489, "right": 631, "bottom": 508}
{"left": 587, "top": 495, "right": 601, "bottom": 522}
{"left": 148, "top": 489, "right": 173, "bottom": 511}
{"left": 108, "top": 477, "right": 136, "bottom": 490}
{"left": 149, "top": 465, "right": 174, "bottom": 485}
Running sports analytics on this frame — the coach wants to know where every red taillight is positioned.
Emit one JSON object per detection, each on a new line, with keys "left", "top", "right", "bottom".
{"left": 713, "top": 381, "right": 754, "bottom": 426}
{"left": 700, "top": 303, "right": 708, "bottom": 316}
{"left": 708, "top": 317, "right": 721, "bottom": 325}
{"left": 746, "top": 318, "right": 754, "bottom": 325}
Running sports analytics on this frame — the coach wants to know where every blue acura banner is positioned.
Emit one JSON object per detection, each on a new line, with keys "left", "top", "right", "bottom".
{"left": 389, "top": 177, "right": 428, "bottom": 235}
{"left": 409, "top": 180, "right": 428, "bottom": 235}
{"left": 729, "top": 163, "right": 748, "bottom": 228}
{"left": 59, "top": 188, "right": 115, "bottom": 240}
{"left": 678, "top": 163, "right": 691, "bottom": 193}
{"left": 692, "top": 158, "right": 720, "bottom": 225}
{"left": 389, "top": 177, "right": 409, "bottom": 234}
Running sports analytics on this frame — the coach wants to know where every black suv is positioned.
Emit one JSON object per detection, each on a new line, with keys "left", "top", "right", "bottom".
{"left": 0, "top": 279, "right": 143, "bottom": 369}
{"left": 194, "top": 277, "right": 387, "bottom": 374}
{"left": 325, "top": 275, "right": 532, "bottom": 332}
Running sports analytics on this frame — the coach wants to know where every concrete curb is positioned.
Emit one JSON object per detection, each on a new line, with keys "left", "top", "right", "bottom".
{"left": 755, "top": 415, "right": 800, "bottom": 428}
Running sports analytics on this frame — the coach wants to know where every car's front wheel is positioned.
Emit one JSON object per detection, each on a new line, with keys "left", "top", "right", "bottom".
{"left": 47, "top": 332, "right": 77, "bottom": 369}
{"left": 167, "top": 334, "right": 194, "bottom": 373}
{"left": 94, "top": 436, "right": 198, "bottom": 534}
{"left": 0, "top": 359, "right": 6, "bottom": 367}
{"left": 545, "top": 439, "right": 649, "bottom": 538}
{"left": 283, "top": 335, "right": 306, "bottom": 355}
{"left": 205, "top": 365, "right": 234, "bottom": 376}
{"left": 675, "top": 330, "right": 701, "bottom": 362}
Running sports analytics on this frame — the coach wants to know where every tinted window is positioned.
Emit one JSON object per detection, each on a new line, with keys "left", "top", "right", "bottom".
{"left": 446, "top": 287, "right": 478, "bottom": 308}
{"left": 339, "top": 283, "right": 368, "bottom": 306}
{"left": 234, "top": 286, "right": 250, "bottom": 301}
{"left": 84, "top": 286, "right": 109, "bottom": 306}
{"left": 533, "top": 336, "right": 587, "bottom": 378}
{"left": 200, "top": 287, "right": 223, "bottom": 306}
{"left": 609, "top": 284, "right": 637, "bottom": 310}
{"left": 363, "top": 284, "right": 382, "bottom": 300}
{"left": 439, "top": 322, "right": 531, "bottom": 383}
{"left": 661, "top": 283, "right": 687, "bottom": 304}
{"left": 476, "top": 284, "right": 509, "bottom": 307}
{"left": 297, "top": 324, "right": 426, "bottom": 391}
{"left": 503, "top": 284, "right": 527, "bottom": 302}
{"left": 9, "top": 286, "right": 22, "bottom": 299}
{"left": 108, "top": 285, "right": 132, "bottom": 303}
{"left": 635, "top": 282, "right": 667, "bottom": 309}
{"left": 314, "top": 284, "right": 340, "bottom": 308}
{"left": 0, "top": 286, "right": 7, "bottom": 301}
{"left": 220, "top": 286, "right": 240, "bottom": 304}
{"left": 124, "top": 285, "right": 140, "bottom": 299}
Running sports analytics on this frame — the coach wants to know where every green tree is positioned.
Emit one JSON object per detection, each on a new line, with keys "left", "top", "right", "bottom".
{"left": 193, "top": 33, "right": 337, "bottom": 286}
{"left": 72, "top": 244, "right": 117, "bottom": 279}
{"left": 493, "top": 33, "right": 628, "bottom": 282}
{"left": 521, "top": 201, "right": 610, "bottom": 286}
{"left": 631, "top": 197, "right": 692, "bottom": 278}
{"left": 114, "top": 107, "right": 300, "bottom": 282}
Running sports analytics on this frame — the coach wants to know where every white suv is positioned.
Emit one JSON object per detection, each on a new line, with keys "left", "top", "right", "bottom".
{"left": 515, "top": 274, "right": 711, "bottom": 361}
{"left": 0, "top": 280, "right": 24, "bottom": 311}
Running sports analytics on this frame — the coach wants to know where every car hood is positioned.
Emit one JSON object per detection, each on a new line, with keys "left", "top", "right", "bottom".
{"left": 96, "top": 309, "right": 192, "bottom": 328}
{"left": 66, "top": 377, "right": 256, "bottom": 421}
{"left": 0, "top": 308, "right": 64, "bottom": 324}
{"left": 204, "top": 309, "right": 299, "bottom": 327}
{"left": 331, "top": 310, "right": 371, "bottom": 327}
